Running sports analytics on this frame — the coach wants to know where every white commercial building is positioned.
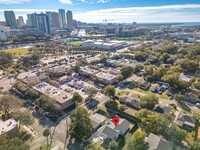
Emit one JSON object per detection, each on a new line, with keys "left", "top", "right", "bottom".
{"left": 0, "top": 25, "right": 11, "bottom": 40}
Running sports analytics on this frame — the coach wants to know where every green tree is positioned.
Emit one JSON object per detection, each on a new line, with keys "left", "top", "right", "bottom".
{"left": 104, "top": 85, "right": 115, "bottom": 100}
{"left": 141, "top": 94, "right": 159, "bottom": 110}
{"left": 0, "top": 135, "right": 30, "bottom": 150}
{"left": 131, "top": 130, "right": 146, "bottom": 150}
{"left": 174, "top": 94, "right": 184, "bottom": 104}
{"left": 120, "top": 66, "right": 134, "bottom": 79}
{"left": 71, "top": 92, "right": 83, "bottom": 107}
{"left": 69, "top": 107, "right": 92, "bottom": 139}
{"left": 0, "top": 95, "right": 22, "bottom": 120}
{"left": 36, "top": 95, "right": 61, "bottom": 116}
{"left": 85, "top": 87, "right": 98, "bottom": 99}
{"left": 136, "top": 109, "right": 164, "bottom": 134}
{"left": 13, "top": 111, "right": 34, "bottom": 129}
{"left": 191, "top": 142, "right": 200, "bottom": 150}
{"left": 166, "top": 124, "right": 187, "bottom": 144}
{"left": 109, "top": 140, "right": 119, "bottom": 150}
{"left": 88, "top": 142, "right": 104, "bottom": 150}
{"left": 0, "top": 52, "right": 13, "bottom": 68}
{"left": 43, "top": 128, "right": 50, "bottom": 150}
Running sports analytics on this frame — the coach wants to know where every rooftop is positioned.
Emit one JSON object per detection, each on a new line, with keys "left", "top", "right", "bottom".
{"left": 33, "top": 82, "right": 73, "bottom": 105}
{"left": 0, "top": 118, "right": 18, "bottom": 135}
{"left": 96, "top": 72, "right": 117, "bottom": 81}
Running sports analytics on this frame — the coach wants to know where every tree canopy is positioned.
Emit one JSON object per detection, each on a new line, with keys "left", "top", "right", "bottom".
{"left": 141, "top": 94, "right": 159, "bottom": 110}
{"left": 104, "top": 85, "right": 115, "bottom": 99}
{"left": 0, "top": 135, "right": 30, "bottom": 150}
{"left": 69, "top": 107, "right": 92, "bottom": 139}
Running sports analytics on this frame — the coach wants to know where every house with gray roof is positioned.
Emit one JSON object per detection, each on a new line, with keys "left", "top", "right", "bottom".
{"left": 154, "top": 105, "right": 172, "bottom": 115}
{"left": 89, "top": 113, "right": 107, "bottom": 130}
{"left": 146, "top": 133, "right": 173, "bottom": 150}
{"left": 88, "top": 118, "right": 130, "bottom": 144}
{"left": 176, "top": 112, "right": 197, "bottom": 128}
{"left": 119, "top": 96, "right": 141, "bottom": 109}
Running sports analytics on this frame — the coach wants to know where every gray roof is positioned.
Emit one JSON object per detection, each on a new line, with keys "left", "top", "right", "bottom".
{"left": 90, "top": 119, "right": 99, "bottom": 129}
{"left": 102, "top": 126, "right": 119, "bottom": 140}
{"left": 177, "top": 113, "right": 197, "bottom": 124}
{"left": 115, "top": 119, "right": 131, "bottom": 131}
{"left": 146, "top": 133, "right": 172, "bottom": 150}
{"left": 154, "top": 105, "right": 171, "bottom": 114}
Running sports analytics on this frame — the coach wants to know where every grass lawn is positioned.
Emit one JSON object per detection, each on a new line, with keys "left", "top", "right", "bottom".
{"left": 131, "top": 93, "right": 140, "bottom": 98}
{"left": 132, "top": 88, "right": 154, "bottom": 95}
{"left": 68, "top": 41, "right": 84, "bottom": 46}
{"left": 159, "top": 92, "right": 169, "bottom": 99}
{"left": 2, "top": 47, "right": 29, "bottom": 55}
{"left": 116, "top": 90, "right": 130, "bottom": 97}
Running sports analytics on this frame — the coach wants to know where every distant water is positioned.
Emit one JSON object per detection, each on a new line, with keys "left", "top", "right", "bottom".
{"left": 137, "top": 22, "right": 200, "bottom": 27}
{"left": 171, "top": 22, "right": 200, "bottom": 27}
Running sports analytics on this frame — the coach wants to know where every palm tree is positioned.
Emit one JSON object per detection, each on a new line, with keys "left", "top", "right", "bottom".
{"left": 43, "top": 128, "right": 50, "bottom": 150}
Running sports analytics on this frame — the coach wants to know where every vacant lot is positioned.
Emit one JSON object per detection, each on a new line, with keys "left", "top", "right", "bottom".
{"left": 2, "top": 47, "right": 29, "bottom": 55}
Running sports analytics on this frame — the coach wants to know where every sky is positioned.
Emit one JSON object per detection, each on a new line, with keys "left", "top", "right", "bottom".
{"left": 0, "top": 0, "right": 200, "bottom": 23}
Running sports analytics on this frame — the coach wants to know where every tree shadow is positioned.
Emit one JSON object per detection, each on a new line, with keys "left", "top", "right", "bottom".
{"left": 67, "top": 136, "right": 85, "bottom": 150}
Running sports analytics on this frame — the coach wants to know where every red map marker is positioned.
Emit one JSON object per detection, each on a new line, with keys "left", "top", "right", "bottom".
{"left": 112, "top": 117, "right": 120, "bottom": 126}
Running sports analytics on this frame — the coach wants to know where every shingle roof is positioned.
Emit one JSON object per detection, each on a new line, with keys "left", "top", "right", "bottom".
{"left": 177, "top": 113, "right": 197, "bottom": 124}
{"left": 102, "top": 126, "right": 119, "bottom": 140}
{"left": 146, "top": 133, "right": 172, "bottom": 150}
{"left": 154, "top": 105, "right": 171, "bottom": 114}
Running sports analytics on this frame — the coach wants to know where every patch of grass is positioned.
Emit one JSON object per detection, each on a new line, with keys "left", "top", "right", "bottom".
{"left": 2, "top": 47, "right": 29, "bottom": 55}
{"left": 132, "top": 88, "right": 154, "bottom": 95}
{"left": 116, "top": 90, "right": 130, "bottom": 97}
{"left": 185, "top": 130, "right": 196, "bottom": 146}
{"left": 68, "top": 41, "right": 84, "bottom": 46}
{"left": 131, "top": 93, "right": 140, "bottom": 98}
{"left": 159, "top": 92, "right": 168, "bottom": 99}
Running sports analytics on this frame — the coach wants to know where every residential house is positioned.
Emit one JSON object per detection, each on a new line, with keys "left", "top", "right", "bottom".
{"left": 89, "top": 113, "right": 107, "bottom": 131}
{"left": 119, "top": 96, "right": 141, "bottom": 109}
{"left": 88, "top": 118, "right": 130, "bottom": 144}
{"left": 0, "top": 118, "right": 19, "bottom": 137}
{"left": 176, "top": 112, "right": 197, "bottom": 128}
{"left": 154, "top": 105, "right": 172, "bottom": 115}
{"left": 146, "top": 133, "right": 173, "bottom": 150}
{"left": 184, "top": 90, "right": 200, "bottom": 103}
{"left": 138, "top": 81, "right": 150, "bottom": 90}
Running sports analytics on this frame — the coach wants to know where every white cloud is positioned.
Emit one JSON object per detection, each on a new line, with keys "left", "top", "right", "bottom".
{"left": 58, "top": 0, "right": 73, "bottom": 4}
{"left": 97, "top": 0, "right": 109, "bottom": 3}
{"left": 0, "top": 0, "right": 30, "bottom": 4}
{"left": 73, "top": 4, "right": 200, "bottom": 23}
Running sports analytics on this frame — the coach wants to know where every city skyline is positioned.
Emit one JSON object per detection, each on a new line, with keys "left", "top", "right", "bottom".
{"left": 0, "top": 0, "right": 200, "bottom": 23}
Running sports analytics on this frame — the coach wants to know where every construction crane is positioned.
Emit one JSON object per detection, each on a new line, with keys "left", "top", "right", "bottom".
{"left": 103, "top": 19, "right": 114, "bottom": 24}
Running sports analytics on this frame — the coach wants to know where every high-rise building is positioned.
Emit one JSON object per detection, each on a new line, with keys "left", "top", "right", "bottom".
{"left": 16, "top": 16, "right": 24, "bottom": 27}
{"left": 66, "top": 11, "right": 73, "bottom": 30}
{"left": 27, "top": 13, "right": 36, "bottom": 27}
{"left": 35, "top": 13, "right": 51, "bottom": 34}
{"left": 4, "top": 11, "right": 17, "bottom": 28}
{"left": 58, "top": 9, "right": 67, "bottom": 29}
{"left": 46, "top": 12, "right": 60, "bottom": 29}
{"left": 73, "top": 20, "right": 77, "bottom": 28}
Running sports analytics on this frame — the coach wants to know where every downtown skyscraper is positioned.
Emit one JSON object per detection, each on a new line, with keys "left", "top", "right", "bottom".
{"left": 4, "top": 11, "right": 17, "bottom": 28}
{"left": 35, "top": 13, "right": 51, "bottom": 34}
{"left": 66, "top": 10, "right": 73, "bottom": 30}
{"left": 58, "top": 9, "right": 67, "bottom": 29}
